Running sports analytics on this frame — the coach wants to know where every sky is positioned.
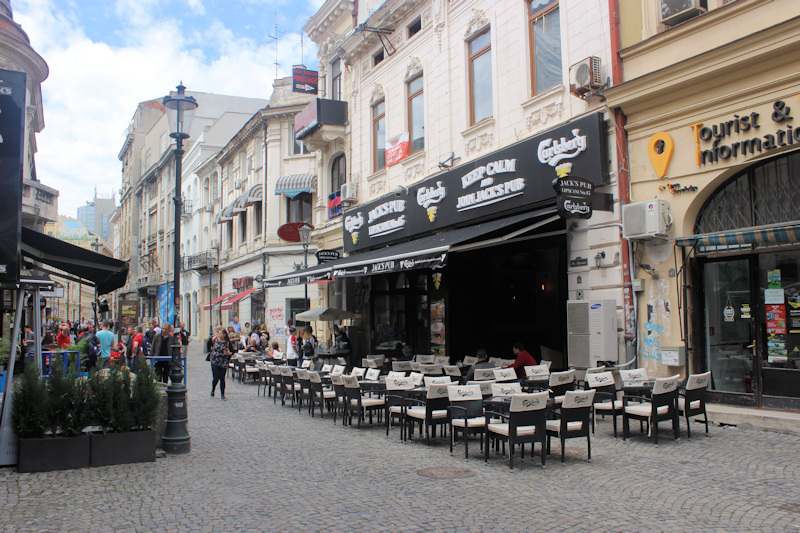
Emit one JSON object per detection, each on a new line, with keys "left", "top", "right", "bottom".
{"left": 13, "top": 0, "right": 323, "bottom": 218}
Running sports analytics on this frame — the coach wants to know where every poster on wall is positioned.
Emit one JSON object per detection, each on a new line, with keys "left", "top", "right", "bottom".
{"left": 118, "top": 299, "right": 139, "bottom": 331}
{"left": 157, "top": 283, "right": 174, "bottom": 325}
{"left": 430, "top": 299, "right": 445, "bottom": 358}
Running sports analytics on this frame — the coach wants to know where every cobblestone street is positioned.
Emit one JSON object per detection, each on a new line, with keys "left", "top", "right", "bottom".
{"left": 1, "top": 343, "right": 799, "bottom": 532}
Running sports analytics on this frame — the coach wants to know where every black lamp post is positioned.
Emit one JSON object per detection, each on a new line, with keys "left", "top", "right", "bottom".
{"left": 299, "top": 223, "right": 312, "bottom": 310}
{"left": 162, "top": 82, "right": 198, "bottom": 455}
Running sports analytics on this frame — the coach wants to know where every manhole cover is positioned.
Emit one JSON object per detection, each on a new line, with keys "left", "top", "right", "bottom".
{"left": 417, "top": 467, "right": 475, "bottom": 479}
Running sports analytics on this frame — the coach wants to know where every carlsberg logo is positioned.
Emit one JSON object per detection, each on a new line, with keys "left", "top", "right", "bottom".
{"left": 538, "top": 129, "right": 588, "bottom": 167}
{"left": 417, "top": 181, "right": 446, "bottom": 208}
{"left": 344, "top": 212, "right": 364, "bottom": 233}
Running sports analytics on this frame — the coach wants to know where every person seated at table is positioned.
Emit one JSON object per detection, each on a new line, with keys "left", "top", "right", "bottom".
{"left": 334, "top": 325, "right": 350, "bottom": 350}
{"left": 464, "top": 348, "right": 494, "bottom": 382}
{"left": 259, "top": 324, "right": 270, "bottom": 347}
{"left": 243, "top": 336, "right": 261, "bottom": 354}
{"left": 392, "top": 344, "right": 414, "bottom": 362}
{"left": 269, "top": 341, "right": 282, "bottom": 360}
{"left": 504, "top": 342, "right": 539, "bottom": 380}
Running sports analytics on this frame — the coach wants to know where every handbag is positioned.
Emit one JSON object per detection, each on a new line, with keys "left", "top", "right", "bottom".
{"left": 205, "top": 352, "right": 211, "bottom": 361}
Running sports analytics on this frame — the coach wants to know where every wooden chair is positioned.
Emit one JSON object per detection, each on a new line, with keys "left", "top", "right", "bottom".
{"left": 622, "top": 374, "right": 681, "bottom": 444}
{"left": 485, "top": 391, "right": 549, "bottom": 469}
{"left": 678, "top": 371, "right": 711, "bottom": 438}
{"left": 546, "top": 389, "right": 596, "bottom": 463}
{"left": 448, "top": 384, "right": 487, "bottom": 459}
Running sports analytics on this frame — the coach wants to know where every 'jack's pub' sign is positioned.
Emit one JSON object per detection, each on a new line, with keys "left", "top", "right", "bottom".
{"left": 343, "top": 113, "right": 607, "bottom": 252}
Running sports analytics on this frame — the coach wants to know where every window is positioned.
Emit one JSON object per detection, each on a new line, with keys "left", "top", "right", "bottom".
{"left": 408, "top": 75, "right": 424, "bottom": 153}
{"left": 468, "top": 29, "right": 492, "bottom": 125}
{"left": 160, "top": 132, "right": 168, "bottom": 154}
{"left": 290, "top": 120, "right": 309, "bottom": 155}
{"left": 373, "top": 100, "right": 386, "bottom": 171}
{"left": 254, "top": 201, "right": 262, "bottom": 236}
{"left": 211, "top": 172, "right": 219, "bottom": 201}
{"left": 288, "top": 192, "right": 312, "bottom": 223}
{"left": 530, "top": 0, "right": 562, "bottom": 95}
{"left": 331, "top": 59, "right": 342, "bottom": 101}
{"left": 374, "top": 49, "right": 384, "bottom": 66}
{"left": 203, "top": 178, "right": 209, "bottom": 204}
{"left": 226, "top": 221, "right": 233, "bottom": 250}
{"left": 408, "top": 18, "right": 421, "bottom": 38}
{"left": 239, "top": 211, "right": 247, "bottom": 243}
{"left": 331, "top": 154, "right": 346, "bottom": 194}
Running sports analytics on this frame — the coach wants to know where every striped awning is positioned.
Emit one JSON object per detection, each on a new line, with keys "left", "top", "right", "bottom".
{"left": 215, "top": 202, "right": 235, "bottom": 224}
{"left": 232, "top": 193, "right": 249, "bottom": 215}
{"left": 275, "top": 173, "right": 317, "bottom": 198}
{"left": 202, "top": 292, "right": 235, "bottom": 311}
{"left": 675, "top": 224, "right": 800, "bottom": 248}
{"left": 245, "top": 183, "right": 263, "bottom": 206}
{"left": 220, "top": 288, "right": 258, "bottom": 311}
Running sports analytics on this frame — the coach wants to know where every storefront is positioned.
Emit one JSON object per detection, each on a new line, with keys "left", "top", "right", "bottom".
{"left": 265, "top": 113, "right": 610, "bottom": 365}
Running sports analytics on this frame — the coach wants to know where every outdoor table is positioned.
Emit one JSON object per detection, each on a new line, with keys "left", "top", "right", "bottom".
{"left": 358, "top": 379, "right": 386, "bottom": 394}
{"left": 146, "top": 356, "right": 187, "bottom": 384}
{"left": 521, "top": 377, "right": 550, "bottom": 392}
{"left": 621, "top": 380, "right": 656, "bottom": 397}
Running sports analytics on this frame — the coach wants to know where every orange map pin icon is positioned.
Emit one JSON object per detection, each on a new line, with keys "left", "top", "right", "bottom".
{"left": 648, "top": 132, "right": 674, "bottom": 178}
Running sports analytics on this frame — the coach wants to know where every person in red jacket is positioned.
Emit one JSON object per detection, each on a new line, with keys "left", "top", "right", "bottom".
{"left": 505, "top": 342, "right": 539, "bottom": 379}
{"left": 56, "top": 323, "right": 72, "bottom": 348}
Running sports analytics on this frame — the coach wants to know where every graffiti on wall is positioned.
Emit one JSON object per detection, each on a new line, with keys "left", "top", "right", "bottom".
{"left": 268, "top": 307, "right": 285, "bottom": 337}
{"left": 641, "top": 278, "right": 671, "bottom": 362}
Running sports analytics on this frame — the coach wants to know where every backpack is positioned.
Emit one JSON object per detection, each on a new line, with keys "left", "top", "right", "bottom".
{"left": 301, "top": 336, "right": 317, "bottom": 358}
{"left": 141, "top": 335, "right": 151, "bottom": 356}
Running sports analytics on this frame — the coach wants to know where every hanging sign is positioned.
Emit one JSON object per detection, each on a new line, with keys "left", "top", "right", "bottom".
{"left": 553, "top": 176, "right": 593, "bottom": 219}
{"left": 723, "top": 305, "right": 735, "bottom": 322}
{"left": 740, "top": 303, "right": 751, "bottom": 319}
{"left": 292, "top": 68, "right": 318, "bottom": 94}
{"left": 315, "top": 250, "right": 340, "bottom": 263}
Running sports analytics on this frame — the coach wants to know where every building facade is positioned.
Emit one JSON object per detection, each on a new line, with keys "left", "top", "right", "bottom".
{"left": 606, "top": 0, "right": 800, "bottom": 408}
{"left": 76, "top": 192, "right": 116, "bottom": 244}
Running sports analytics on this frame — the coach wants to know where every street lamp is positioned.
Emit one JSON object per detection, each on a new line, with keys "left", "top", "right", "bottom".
{"left": 162, "top": 82, "right": 198, "bottom": 455}
{"left": 298, "top": 223, "right": 312, "bottom": 310}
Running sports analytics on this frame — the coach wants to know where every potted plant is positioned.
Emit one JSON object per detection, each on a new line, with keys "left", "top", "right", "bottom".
{"left": 11, "top": 363, "right": 91, "bottom": 473}
{"left": 0, "top": 334, "right": 10, "bottom": 393}
{"left": 88, "top": 360, "right": 159, "bottom": 467}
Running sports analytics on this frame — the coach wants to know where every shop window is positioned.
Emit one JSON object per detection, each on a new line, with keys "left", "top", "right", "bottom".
{"left": 468, "top": 29, "right": 492, "bottom": 125}
{"left": 290, "top": 120, "right": 309, "bottom": 155}
{"left": 375, "top": 276, "right": 389, "bottom": 292}
{"left": 396, "top": 273, "right": 410, "bottom": 289}
{"left": 417, "top": 274, "right": 428, "bottom": 291}
{"left": 407, "top": 75, "right": 424, "bottom": 154}
{"left": 408, "top": 17, "right": 421, "bottom": 38}
{"left": 373, "top": 100, "right": 386, "bottom": 171}
{"left": 331, "top": 59, "right": 343, "bottom": 101}
{"left": 288, "top": 192, "right": 312, "bottom": 223}
{"left": 529, "top": 0, "right": 562, "bottom": 95}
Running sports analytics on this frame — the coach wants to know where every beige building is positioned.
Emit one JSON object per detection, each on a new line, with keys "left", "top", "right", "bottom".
{"left": 606, "top": 0, "right": 800, "bottom": 408}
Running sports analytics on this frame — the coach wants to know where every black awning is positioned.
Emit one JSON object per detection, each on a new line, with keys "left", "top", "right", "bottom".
{"left": 21, "top": 227, "right": 129, "bottom": 295}
{"left": 261, "top": 207, "right": 558, "bottom": 286}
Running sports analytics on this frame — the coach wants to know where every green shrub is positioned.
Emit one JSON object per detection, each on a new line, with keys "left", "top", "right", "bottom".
{"left": 86, "top": 371, "right": 115, "bottom": 434}
{"left": 131, "top": 359, "right": 161, "bottom": 430}
{"left": 11, "top": 364, "right": 49, "bottom": 439}
{"left": 47, "top": 363, "right": 88, "bottom": 437}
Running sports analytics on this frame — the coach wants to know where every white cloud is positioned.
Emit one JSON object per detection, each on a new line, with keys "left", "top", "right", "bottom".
{"left": 13, "top": 0, "right": 317, "bottom": 218}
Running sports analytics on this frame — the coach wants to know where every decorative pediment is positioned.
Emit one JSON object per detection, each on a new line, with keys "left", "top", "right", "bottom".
{"left": 464, "top": 9, "right": 490, "bottom": 40}
{"left": 405, "top": 57, "right": 423, "bottom": 81}
{"left": 370, "top": 84, "right": 385, "bottom": 104}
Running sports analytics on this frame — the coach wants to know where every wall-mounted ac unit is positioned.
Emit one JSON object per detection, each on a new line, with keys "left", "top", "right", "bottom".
{"left": 341, "top": 182, "right": 358, "bottom": 203}
{"left": 567, "top": 299, "right": 619, "bottom": 368}
{"left": 660, "top": 0, "right": 707, "bottom": 26}
{"left": 622, "top": 199, "right": 672, "bottom": 240}
{"left": 569, "top": 57, "right": 602, "bottom": 96}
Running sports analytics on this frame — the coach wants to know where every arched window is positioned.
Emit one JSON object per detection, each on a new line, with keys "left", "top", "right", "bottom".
{"left": 331, "top": 154, "right": 346, "bottom": 193}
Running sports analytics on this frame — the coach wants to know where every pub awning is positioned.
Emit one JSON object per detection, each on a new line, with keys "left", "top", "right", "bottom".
{"left": 275, "top": 174, "right": 317, "bottom": 198}
{"left": 21, "top": 227, "right": 129, "bottom": 295}
{"left": 261, "top": 207, "right": 559, "bottom": 287}
{"left": 675, "top": 223, "right": 800, "bottom": 248}
{"left": 202, "top": 291, "right": 235, "bottom": 311}
{"left": 220, "top": 287, "right": 258, "bottom": 311}
{"left": 245, "top": 183, "right": 263, "bottom": 206}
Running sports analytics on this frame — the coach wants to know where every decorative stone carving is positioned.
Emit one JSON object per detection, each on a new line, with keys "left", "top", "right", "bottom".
{"left": 405, "top": 57, "right": 423, "bottom": 81}
{"left": 464, "top": 9, "right": 490, "bottom": 40}
{"left": 370, "top": 84, "right": 385, "bottom": 104}
{"left": 404, "top": 163, "right": 426, "bottom": 182}
{"left": 464, "top": 133, "right": 494, "bottom": 157}
{"left": 526, "top": 102, "right": 565, "bottom": 130}
{"left": 432, "top": 0, "right": 446, "bottom": 51}
{"left": 369, "top": 179, "right": 386, "bottom": 196}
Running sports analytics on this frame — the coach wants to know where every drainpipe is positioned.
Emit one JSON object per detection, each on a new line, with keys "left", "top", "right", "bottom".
{"left": 609, "top": 0, "right": 637, "bottom": 367}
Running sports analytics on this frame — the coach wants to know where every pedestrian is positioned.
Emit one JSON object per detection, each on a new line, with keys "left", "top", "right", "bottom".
{"left": 150, "top": 322, "right": 175, "bottom": 384}
{"left": 209, "top": 328, "right": 232, "bottom": 400}
{"left": 230, "top": 316, "right": 241, "bottom": 334}
{"left": 179, "top": 321, "right": 190, "bottom": 359}
{"left": 300, "top": 325, "right": 317, "bottom": 364}
{"left": 227, "top": 325, "right": 241, "bottom": 352}
{"left": 285, "top": 326, "right": 299, "bottom": 366}
{"left": 95, "top": 319, "right": 115, "bottom": 369}
{"left": 128, "top": 326, "right": 145, "bottom": 369}
{"left": 464, "top": 348, "right": 494, "bottom": 382}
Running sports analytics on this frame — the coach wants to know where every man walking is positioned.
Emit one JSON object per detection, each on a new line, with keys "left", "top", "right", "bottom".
{"left": 150, "top": 322, "right": 175, "bottom": 384}
{"left": 179, "top": 321, "right": 190, "bottom": 359}
{"left": 95, "top": 320, "right": 115, "bottom": 369}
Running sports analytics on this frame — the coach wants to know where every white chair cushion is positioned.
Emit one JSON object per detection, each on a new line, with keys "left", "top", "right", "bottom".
{"left": 624, "top": 403, "right": 669, "bottom": 417}
{"left": 322, "top": 390, "right": 336, "bottom": 399}
{"left": 389, "top": 405, "right": 404, "bottom": 414}
{"left": 406, "top": 407, "right": 448, "bottom": 419}
{"left": 350, "top": 398, "right": 384, "bottom": 407}
{"left": 545, "top": 420, "right": 584, "bottom": 433}
{"left": 487, "top": 423, "right": 538, "bottom": 437}
{"left": 677, "top": 398, "right": 701, "bottom": 411}
{"left": 451, "top": 416, "right": 486, "bottom": 427}
{"left": 595, "top": 400, "right": 623, "bottom": 411}
{"left": 554, "top": 395, "right": 565, "bottom": 405}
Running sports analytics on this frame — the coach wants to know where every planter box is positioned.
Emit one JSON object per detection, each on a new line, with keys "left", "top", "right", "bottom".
{"left": 90, "top": 430, "right": 156, "bottom": 467}
{"left": 18, "top": 435, "right": 91, "bottom": 473}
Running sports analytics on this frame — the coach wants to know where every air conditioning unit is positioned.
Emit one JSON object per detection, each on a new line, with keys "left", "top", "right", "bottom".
{"left": 567, "top": 299, "right": 619, "bottom": 368}
{"left": 660, "top": 0, "right": 707, "bottom": 26}
{"left": 622, "top": 199, "right": 672, "bottom": 240}
{"left": 210, "top": 239, "right": 220, "bottom": 250}
{"left": 341, "top": 182, "right": 358, "bottom": 203}
{"left": 234, "top": 179, "right": 246, "bottom": 190}
{"left": 569, "top": 57, "right": 602, "bottom": 96}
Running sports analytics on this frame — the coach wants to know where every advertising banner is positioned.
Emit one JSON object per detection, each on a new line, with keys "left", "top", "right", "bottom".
{"left": 0, "top": 70, "right": 26, "bottom": 285}
{"left": 385, "top": 132, "right": 409, "bottom": 166}
{"left": 118, "top": 299, "right": 139, "bottom": 331}
{"left": 292, "top": 68, "right": 318, "bottom": 94}
{"left": 157, "top": 283, "right": 174, "bottom": 325}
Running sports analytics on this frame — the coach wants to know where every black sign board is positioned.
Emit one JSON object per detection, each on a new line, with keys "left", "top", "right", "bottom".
{"left": 569, "top": 257, "right": 589, "bottom": 268}
{"left": 342, "top": 113, "right": 607, "bottom": 253}
{"left": 295, "top": 98, "right": 347, "bottom": 140}
{"left": 292, "top": 68, "right": 318, "bottom": 94}
{"left": 554, "top": 176, "right": 594, "bottom": 219}
{"left": 316, "top": 250, "right": 341, "bottom": 263}
{"left": 0, "top": 70, "right": 26, "bottom": 285}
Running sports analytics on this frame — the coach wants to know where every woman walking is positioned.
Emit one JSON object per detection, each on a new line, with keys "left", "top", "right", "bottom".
{"left": 210, "top": 328, "right": 233, "bottom": 400}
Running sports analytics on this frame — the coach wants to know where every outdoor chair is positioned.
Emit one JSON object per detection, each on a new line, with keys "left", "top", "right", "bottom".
{"left": 321, "top": 364, "right": 333, "bottom": 373}
{"left": 473, "top": 368, "right": 499, "bottom": 381}
{"left": 351, "top": 367, "right": 366, "bottom": 378}
{"left": 405, "top": 382, "right": 450, "bottom": 445}
{"left": 278, "top": 366, "right": 301, "bottom": 407}
{"left": 419, "top": 363, "right": 444, "bottom": 376}
{"left": 586, "top": 371, "right": 623, "bottom": 437}
{"left": 499, "top": 358, "right": 515, "bottom": 367}
{"left": 267, "top": 364, "right": 281, "bottom": 401}
{"left": 301, "top": 359, "right": 312, "bottom": 369}
{"left": 423, "top": 375, "right": 452, "bottom": 387}
{"left": 409, "top": 371, "right": 424, "bottom": 386}
{"left": 492, "top": 368, "right": 518, "bottom": 382}
{"left": 434, "top": 355, "right": 449, "bottom": 365}
{"left": 387, "top": 371, "right": 406, "bottom": 378}
{"left": 331, "top": 364, "right": 346, "bottom": 375}
{"left": 678, "top": 371, "right": 711, "bottom": 438}
{"left": 244, "top": 362, "right": 260, "bottom": 383}
{"left": 485, "top": 391, "right": 549, "bottom": 469}
{"left": 462, "top": 356, "right": 478, "bottom": 367}
{"left": 337, "top": 357, "right": 348, "bottom": 366}
{"left": 622, "top": 374, "right": 681, "bottom": 444}
{"left": 524, "top": 364, "right": 550, "bottom": 379}
{"left": 330, "top": 373, "right": 348, "bottom": 425}
{"left": 619, "top": 367, "right": 649, "bottom": 384}
{"left": 546, "top": 389, "right": 595, "bottom": 463}
{"left": 416, "top": 354, "right": 435, "bottom": 364}
{"left": 365, "top": 368, "right": 381, "bottom": 381}
{"left": 443, "top": 365, "right": 461, "bottom": 378}
{"left": 392, "top": 361, "right": 412, "bottom": 372}
{"left": 256, "top": 366, "right": 269, "bottom": 397}
{"left": 448, "top": 383, "right": 487, "bottom": 459}
{"left": 490, "top": 382, "right": 522, "bottom": 397}
{"left": 384, "top": 376, "right": 414, "bottom": 440}
{"left": 489, "top": 357, "right": 503, "bottom": 367}
{"left": 410, "top": 362, "right": 421, "bottom": 371}
{"left": 296, "top": 368, "right": 313, "bottom": 413}
{"left": 342, "top": 375, "right": 385, "bottom": 428}
{"left": 467, "top": 380, "right": 495, "bottom": 398}
{"left": 549, "top": 369, "right": 577, "bottom": 406}
{"left": 308, "top": 371, "right": 336, "bottom": 418}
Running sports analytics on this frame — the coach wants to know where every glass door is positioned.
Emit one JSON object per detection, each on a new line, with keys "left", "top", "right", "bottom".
{"left": 703, "top": 259, "right": 754, "bottom": 394}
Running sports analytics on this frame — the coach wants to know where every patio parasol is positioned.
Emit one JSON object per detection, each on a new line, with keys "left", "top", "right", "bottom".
{"left": 295, "top": 307, "right": 354, "bottom": 322}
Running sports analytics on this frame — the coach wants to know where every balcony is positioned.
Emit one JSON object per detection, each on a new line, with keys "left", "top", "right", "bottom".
{"left": 294, "top": 98, "right": 347, "bottom": 152}
{"left": 183, "top": 250, "right": 218, "bottom": 271}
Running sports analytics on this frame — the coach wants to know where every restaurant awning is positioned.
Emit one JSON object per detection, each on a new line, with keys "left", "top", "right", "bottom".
{"left": 20, "top": 227, "right": 129, "bottom": 295}
{"left": 275, "top": 173, "right": 317, "bottom": 198}
{"left": 202, "top": 291, "right": 235, "bottom": 311}
{"left": 261, "top": 207, "right": 559, "bottom": 287}
{"left": 245, "top": 183, "right": 263, "bottom": 206}
{"left": 674, "top": 223, "right": 800, "bottom": 248}
{"left": 220, "top": 287, "right": 258, "bottom": 310}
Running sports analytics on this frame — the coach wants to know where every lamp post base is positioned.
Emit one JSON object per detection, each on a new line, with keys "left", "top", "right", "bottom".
{"left": 162, "top": 383, "right": 190, "bottom": 454}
